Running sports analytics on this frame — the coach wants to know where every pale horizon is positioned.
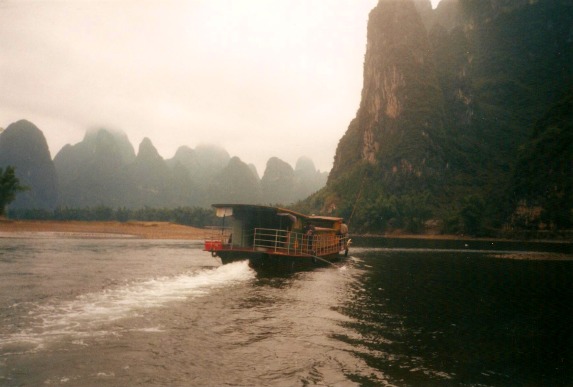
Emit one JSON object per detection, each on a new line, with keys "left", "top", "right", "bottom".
{"left": 0, "top": 0, "right": 441, "bottom": 174}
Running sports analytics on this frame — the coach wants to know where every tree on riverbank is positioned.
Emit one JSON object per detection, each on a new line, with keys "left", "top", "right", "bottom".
{"left": 6, "top": 205, "right": 216, "bottom": 228}
{"left": 0, "top": 166, "right": 28, "bottom": 216}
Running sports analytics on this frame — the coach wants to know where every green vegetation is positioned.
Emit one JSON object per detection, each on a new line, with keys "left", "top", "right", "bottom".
{"left": 7, "top": 206, "right": 217, "bottom": 228}
{"left": 511, "top": 92, "right": 573, "bottom": 230}
{"left": 0, "top": 166, "right": 28, "bottom": 216}
{"left": 296, "top": 0, "right": 572, "bottom": 238}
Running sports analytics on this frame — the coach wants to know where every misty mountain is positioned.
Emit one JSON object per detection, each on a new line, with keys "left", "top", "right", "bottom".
{"left": 126, "top": 137, "right": 175, "bottom": 208}
{"left": 167, "top": 144, "right": 231, "bottom": 183}
{"left": 293, "top": 157, "right": 328, "bottom": 200}
{"left": 10, "top": 0, "right": 569, "bottom": 235}
{"left": 302, "top": 0, "right": 572, "bottom": 233}
{"left": 0, "top": 120, "right": 58, "bottom": 209}
{"left": 328, "top": 0, "right": 446, "bottom": 197}
{"left": 0, "top": 123, "right": 325, "bottom": 210}
{"left": 208, "top": 156, "right": 262, "bottom": 205}
{"left": 260, "top": 156, "right": 327, "bottom": 206}
{"left": 261, "top": 157, "right": 295, "bottom": 205}
{"left": 54, "top": 128, "right": 132, "bottom": 207}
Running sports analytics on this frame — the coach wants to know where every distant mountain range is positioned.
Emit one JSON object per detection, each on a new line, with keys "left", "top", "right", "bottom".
{"left": 0, "top": 120, "right": 327, "bottom": 209}
{"left": 2, "top": 0, "right": 571, "bottom": 235}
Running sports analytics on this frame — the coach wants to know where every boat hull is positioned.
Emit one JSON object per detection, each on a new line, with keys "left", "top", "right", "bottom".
{"left": 215, "top": 249, "right": 344, "bottom": 271}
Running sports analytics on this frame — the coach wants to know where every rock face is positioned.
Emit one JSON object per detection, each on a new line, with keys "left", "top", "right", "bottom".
{"left": 209, "top": 157, "right": 262, "bottom": 205}
{"left": 127, "top": 137, "right": 173, "bottom": 207}
{"left": 0, "top": 118, "right": 328, "bottom": 210}
{"left": 0, "top": 120, "right": 58, "bottom": 209}
{"left": 312, "top": 0, "right": 572, "bottom": 231}
{"left": 50, "top": 127, "right": 325, "bottom": 208}
{"left": 259, "top": 156, "right": 328, "bottom": 206}
{"left": 261, "top": 157, "right": 295, "bottom": 205}
{"left": 511, "top": 91, "right": 573, "bottom": 229}
{"left": 54, "top": 128, "right": 135, "bottom": 207}
{"left": 293, "top": 157, "right": 327, "bottom": 200}
{"left": 330, "top": 0, "right": 445, "bottom": 188}
{"left": 168, "top": 144, "right": 231, "bottom": 182}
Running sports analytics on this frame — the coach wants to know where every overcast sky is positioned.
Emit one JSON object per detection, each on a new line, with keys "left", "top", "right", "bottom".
{"left": 0, "top": 0, "right": 441, "bottom": 174}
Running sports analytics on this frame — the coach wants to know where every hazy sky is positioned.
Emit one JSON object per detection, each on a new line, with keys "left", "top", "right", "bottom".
{"left": 0, "top": 0, "right": 441, "bottom": 173}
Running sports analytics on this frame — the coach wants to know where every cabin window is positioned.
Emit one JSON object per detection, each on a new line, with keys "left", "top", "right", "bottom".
{"left": 216, "top": 207, "right": 233, "bottom": 217}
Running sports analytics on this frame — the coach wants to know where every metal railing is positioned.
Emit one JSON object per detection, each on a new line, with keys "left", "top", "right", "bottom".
{"left": 252, "top": 228, "right": 346, "bottom": 256}
{"left": 205, "top": 226, "right": 348, "bottom": 257}
{"left": 204, "top": 226, "right": 232, "bottom": 243}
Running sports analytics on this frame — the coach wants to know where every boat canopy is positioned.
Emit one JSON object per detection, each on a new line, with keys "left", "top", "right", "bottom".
{"left": 212, "top": 204, "right": 341, "bottom": 221}
{"left": 211, "top": 204, "right": 343, "bottom": 232}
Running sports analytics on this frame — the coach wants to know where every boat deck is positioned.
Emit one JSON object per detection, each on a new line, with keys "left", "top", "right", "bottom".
{"left": 205, "top": 227, "right": 348, "bottom": 258}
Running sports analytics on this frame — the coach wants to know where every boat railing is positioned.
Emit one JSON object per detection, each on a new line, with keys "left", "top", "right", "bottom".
{"left": 204, "top": 226, "right": 348, "bottom": 256}
{"left": 252, "top": 228, "right": 347, "bottom": 257}
{"left": 204, "top": 226, "right": 232, "bottom": 244}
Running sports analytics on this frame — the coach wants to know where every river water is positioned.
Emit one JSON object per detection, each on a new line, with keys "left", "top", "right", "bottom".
{"left": 0, "top": 236, "right": 571, "bottom": 386}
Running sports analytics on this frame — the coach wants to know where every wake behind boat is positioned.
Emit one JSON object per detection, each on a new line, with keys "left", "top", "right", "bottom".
{"left": 204, "top": 204, "right": 350, "bottom": 270}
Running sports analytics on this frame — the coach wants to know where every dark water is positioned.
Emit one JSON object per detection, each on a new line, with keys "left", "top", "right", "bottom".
{"left": 0, "top": 237, "right": 571, "bottom": 386}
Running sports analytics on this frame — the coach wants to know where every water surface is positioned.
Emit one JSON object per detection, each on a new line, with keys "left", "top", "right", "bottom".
{"left": 0, "top": 237, "right": 571, "bottom": 386}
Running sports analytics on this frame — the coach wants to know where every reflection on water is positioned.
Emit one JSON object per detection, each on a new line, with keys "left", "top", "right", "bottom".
{"left": 352, "top": 236, "right": 572, "bottom": 255}
{"left": 338, "top": 251, "right": 573, "bottom": 386}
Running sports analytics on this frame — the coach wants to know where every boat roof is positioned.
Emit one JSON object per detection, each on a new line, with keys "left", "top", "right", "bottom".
{"left": 211, "top": 204, "right": 342, "bottom": 222}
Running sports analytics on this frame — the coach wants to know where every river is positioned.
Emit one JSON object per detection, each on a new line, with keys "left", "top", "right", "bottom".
{"left": 0, "top": 236, "right": 571, "bottom": 386}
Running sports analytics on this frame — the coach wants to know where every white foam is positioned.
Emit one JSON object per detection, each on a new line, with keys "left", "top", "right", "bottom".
{"left": 1, "top": 261, "right": 254, "bottom": 350}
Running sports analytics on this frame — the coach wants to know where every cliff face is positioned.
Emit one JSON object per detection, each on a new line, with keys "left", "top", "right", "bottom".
{"left": 54, "top": 128, "right": 132, "bottom": 207}
{"left": 127, "top": 138, "right": 173, "bottom": 207}
{"left": 312, "top": 0, "right": 572, "bottom": 232}
{"left": 1, "top": 117, "right": 328, "bottom": 211}
{"left": 0, "top": 120, "right": 58, "bottom": 209}
{"left": 261, "top": 157, "right": 295, "bottom": 205}
{"left": 293, "top": 157, "right": 327, "bottom": 200}
{"left": 50, "top": 128, "right": 326, "bottom": 208}
{"left": 330, "top": 0, "right": 445, "bottom": 189}
{"left": 168, "top": 144, "right": 231, "bottom": 183}
{"left": 511, "top": 91, "right": 573, "bottom": 229}
{"left": 209, "top": 157, "right": 262, "bottom": 205}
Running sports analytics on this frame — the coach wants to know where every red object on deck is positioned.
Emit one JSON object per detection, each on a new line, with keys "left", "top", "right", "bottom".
{"left": 204, "top": 240, "right": 223, "bottom": 251}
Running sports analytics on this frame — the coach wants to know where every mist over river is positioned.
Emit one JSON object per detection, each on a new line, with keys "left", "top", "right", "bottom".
{"left": 0, "top": 237, "right": 571, "bottom": 386}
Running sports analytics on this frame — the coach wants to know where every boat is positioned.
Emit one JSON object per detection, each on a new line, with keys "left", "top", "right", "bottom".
{"left": 204, "top": 204, "right": 350, "bottom": 270}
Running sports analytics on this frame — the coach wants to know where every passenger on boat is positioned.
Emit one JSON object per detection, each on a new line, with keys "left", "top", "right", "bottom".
{"left": 304, "top": 221, "right": 315, "bottom": 253}
{"left": 340, "top": 220, "right": 348, "bottom": 237}
{"left": 339, "top": 220, "right": 348, "bottom": 249}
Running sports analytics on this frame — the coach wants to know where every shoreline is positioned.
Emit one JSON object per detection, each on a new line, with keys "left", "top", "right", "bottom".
{"left": 0, "top": 219, "right": 206, "bottom": 240}
{"left": 1, "top": 219, "right": 571, "bottom": 243}
{"left": 1, "top": 219, "right": 571, "bottom": 260}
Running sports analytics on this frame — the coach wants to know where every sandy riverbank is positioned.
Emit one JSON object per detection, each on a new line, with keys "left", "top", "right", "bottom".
{"left": 0, "top": 219, "right": 206, "bottom": 240}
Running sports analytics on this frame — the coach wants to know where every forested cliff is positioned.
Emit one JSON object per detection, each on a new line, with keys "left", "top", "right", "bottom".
{"left": 301, "top": 0, "right": 572, "bottom": 235}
